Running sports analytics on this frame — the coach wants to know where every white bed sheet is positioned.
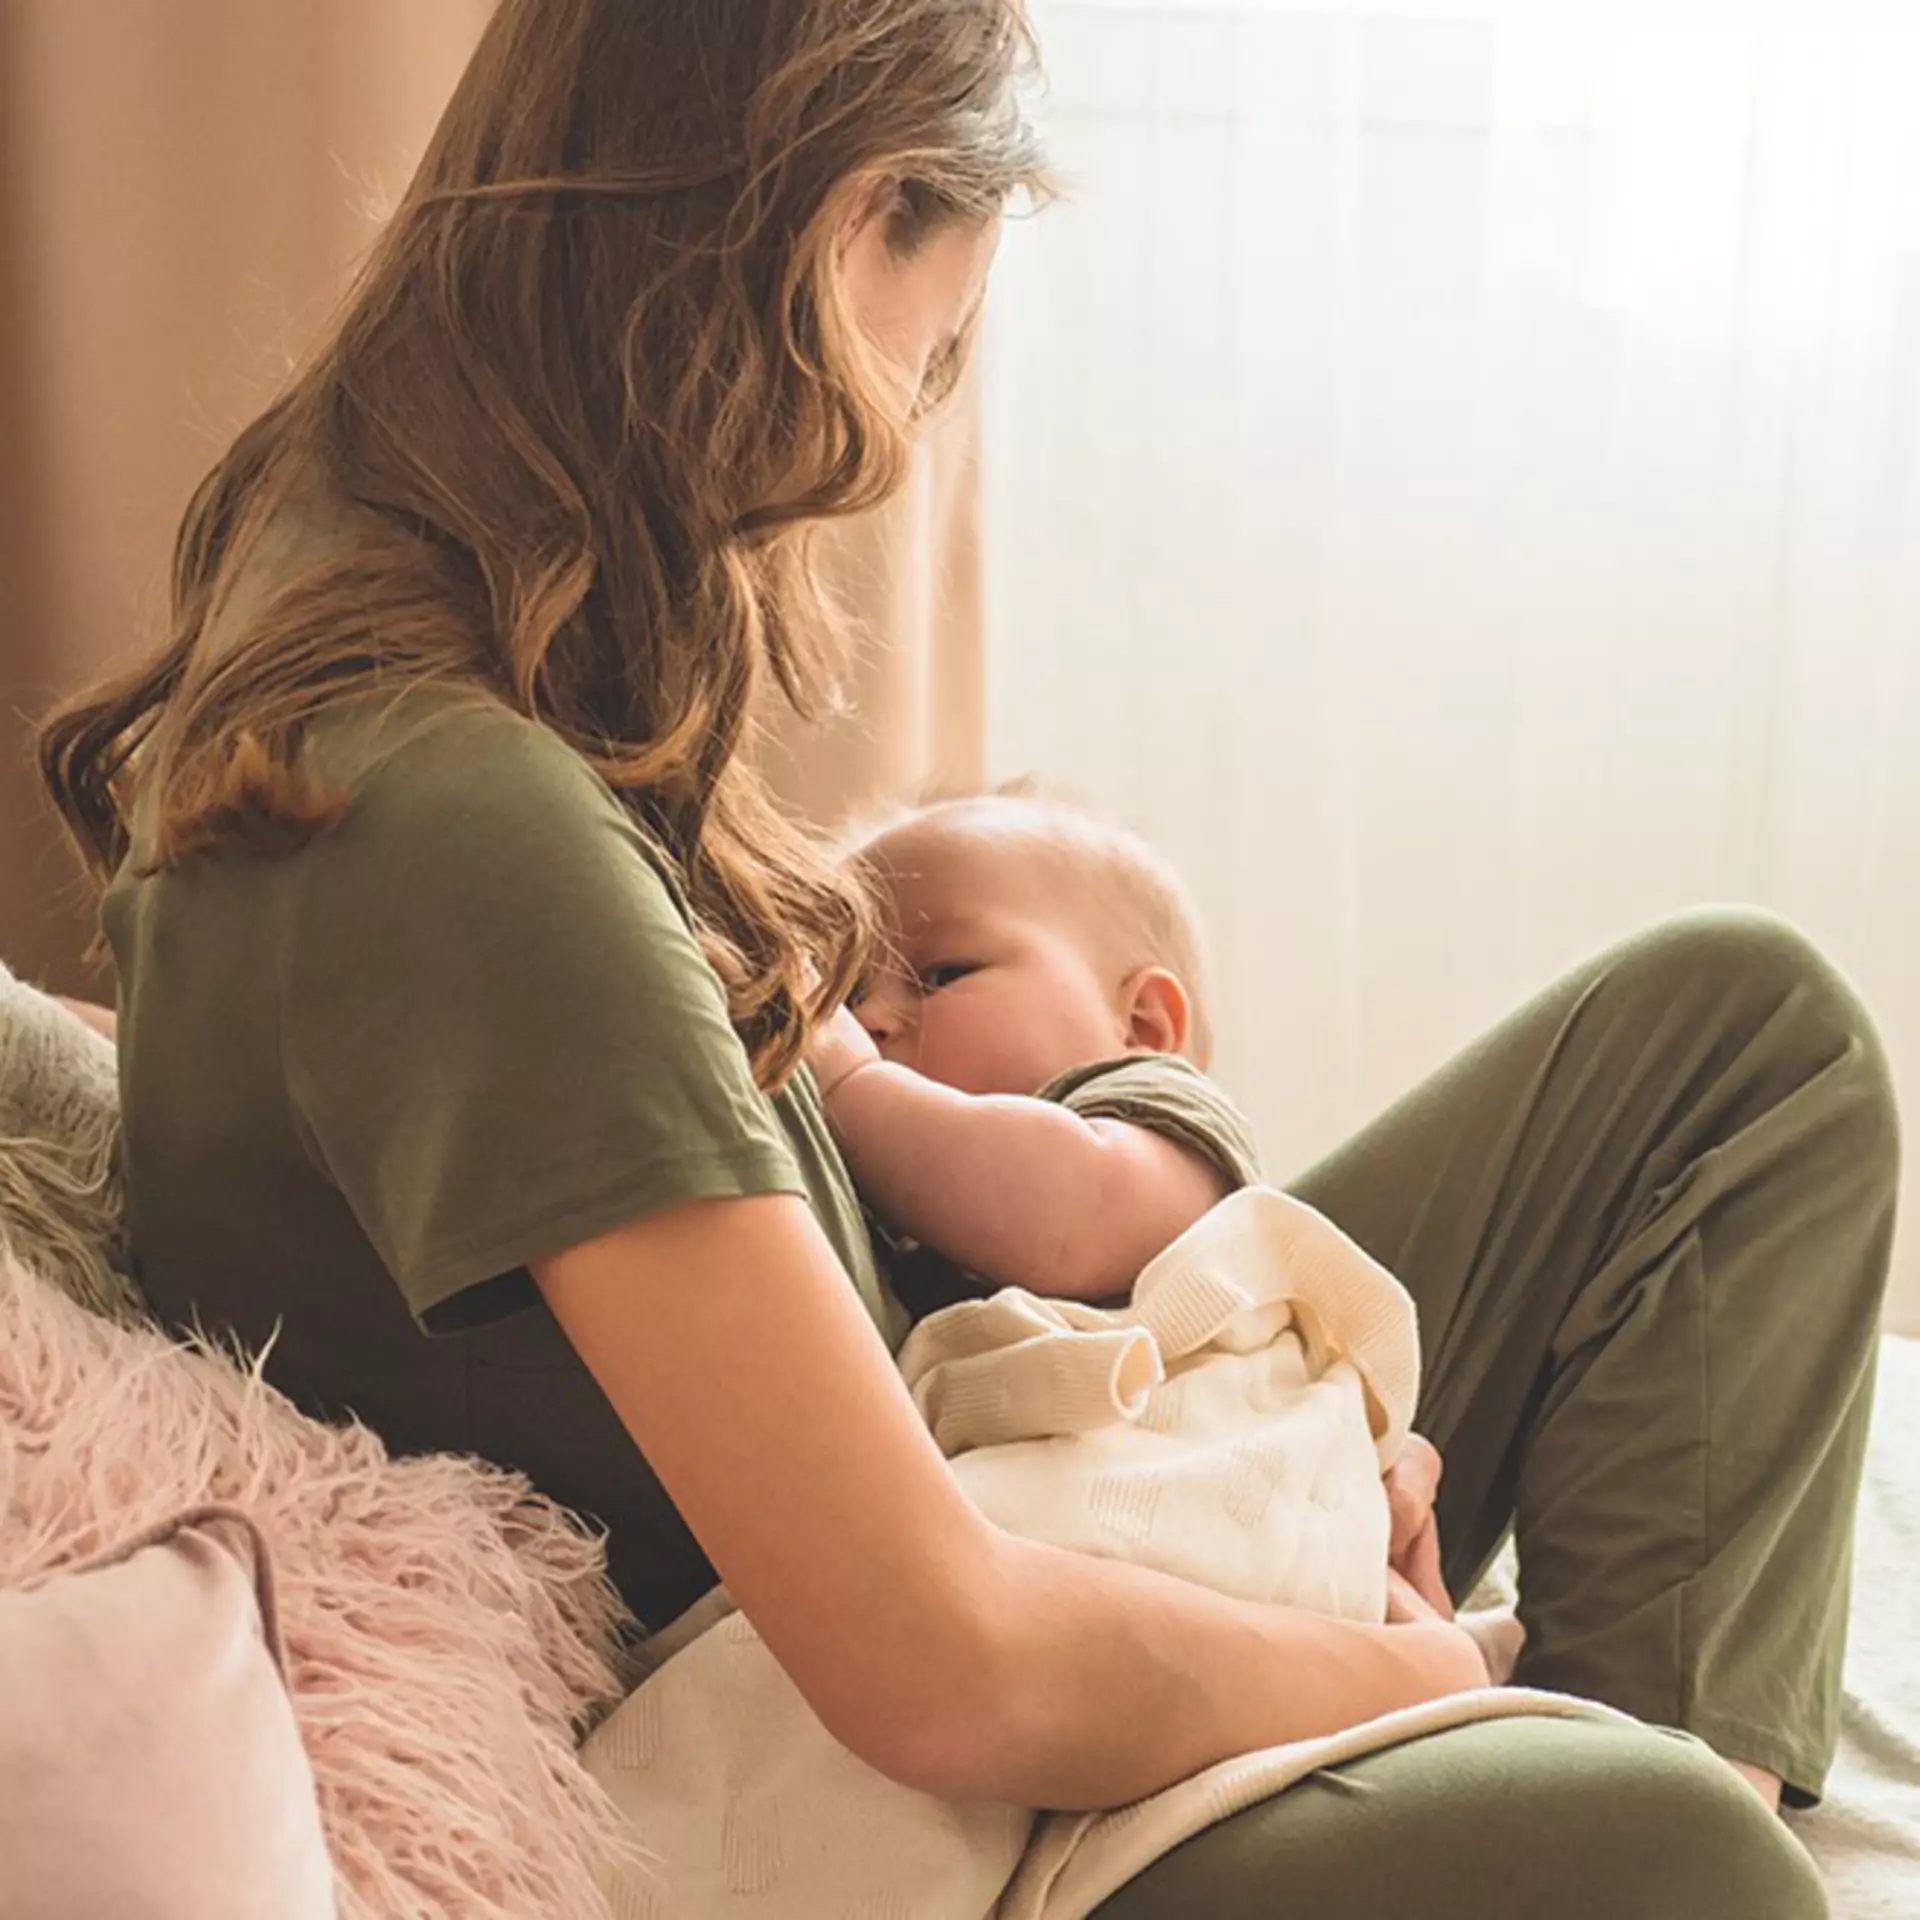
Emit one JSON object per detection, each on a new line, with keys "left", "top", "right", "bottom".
{"left": 1787, "top": 1333, "right": 1920, "bottom": 1917}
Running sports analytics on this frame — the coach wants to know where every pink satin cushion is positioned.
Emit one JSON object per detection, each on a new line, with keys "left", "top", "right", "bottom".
{"left": 0, "top": 1508, "right": 336, "bottom": 1919}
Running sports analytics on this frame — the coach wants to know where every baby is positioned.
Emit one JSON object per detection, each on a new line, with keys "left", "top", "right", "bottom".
{"left": 812, "top": 783, "right": 1500, "bottom": 1649}
{"left": 591, "top": 793, "right": 1525, "bottom": 1918}
{"left": 813, "top": 783, "right": 1260, "bottom": 1321}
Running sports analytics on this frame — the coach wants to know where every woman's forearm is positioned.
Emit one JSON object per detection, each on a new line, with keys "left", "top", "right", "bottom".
{"left": 534, "top": 1181, "right": 1481, "bottom": 1813}
{"left": 825, "top": 1062, "right": 1223, "bottom": 1298}
{"left": 914, "top": 1528, "right": 1487, "bottom": 1809}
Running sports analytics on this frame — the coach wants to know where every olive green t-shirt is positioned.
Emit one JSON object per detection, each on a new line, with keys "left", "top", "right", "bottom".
{"left": 881, "top": 1053, "right": 1266, "bottom": 1320}
{"left": 103, "top": 689, "right": 905, "bottom": 1630}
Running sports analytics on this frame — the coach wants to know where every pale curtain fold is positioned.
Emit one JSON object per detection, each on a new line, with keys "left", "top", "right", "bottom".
{"left": 0, "top": 0, "right": 978, "bottom": 993}
{"left": 984, "top": 4, "right": 1920, "bottom": 1327}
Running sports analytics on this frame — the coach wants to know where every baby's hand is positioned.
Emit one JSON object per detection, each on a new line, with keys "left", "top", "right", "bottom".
{"left": 808, "top": 1006, "right": 882, "bottom": 1102}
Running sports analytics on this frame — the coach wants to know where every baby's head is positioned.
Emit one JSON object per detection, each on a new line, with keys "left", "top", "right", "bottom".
{"left": 844, "top": 785, "right": 1213, "bottom": 1097}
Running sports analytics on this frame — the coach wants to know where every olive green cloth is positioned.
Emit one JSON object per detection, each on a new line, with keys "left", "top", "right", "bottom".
{"left": 883, "top": 1052, "right": 1265, "bottom": 1321}
{"left": 1093, "top": 906, "right": 1895, "bottom": 1916}
{"left": 1039, "top": 1055, "right": 1265, "bottom": 1192}
{"left": 103, "top": 690, "right": 904, "bottom": 1630}
{"left": 1093, "top": 1714, "right": 1830, "bottom": 1920}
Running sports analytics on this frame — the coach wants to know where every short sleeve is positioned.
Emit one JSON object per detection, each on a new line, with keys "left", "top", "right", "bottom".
{"left": 1039, "top": 1055, "right": 1265, "bottom": 1192}
{"left": 279, "top": 700, "right": 805, "bottom": 1330}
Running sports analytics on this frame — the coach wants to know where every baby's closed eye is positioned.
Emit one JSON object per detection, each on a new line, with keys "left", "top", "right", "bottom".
{"left": 919, "top": 961, "right": 983, "bottom": 993}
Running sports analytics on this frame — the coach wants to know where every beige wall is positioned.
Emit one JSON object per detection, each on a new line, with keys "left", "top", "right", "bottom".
{"left": 0, "top": 1, "right": 491, "bottom": 993}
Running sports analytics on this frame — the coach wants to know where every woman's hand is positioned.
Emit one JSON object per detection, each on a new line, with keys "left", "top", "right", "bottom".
{"left": 808, "top": 1005, "right": 881, "bottom": 1102}
{"left": 1385, "top": 1569, "right": 1494, "bottom": 1691}
{"left": 1384, "top": 1432, "right": 1453, "bottom": 1619}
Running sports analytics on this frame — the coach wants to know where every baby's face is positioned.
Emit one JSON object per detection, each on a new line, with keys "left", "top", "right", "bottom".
{"left": 852, "top": 818, "right": 1130, "bottom": 1096}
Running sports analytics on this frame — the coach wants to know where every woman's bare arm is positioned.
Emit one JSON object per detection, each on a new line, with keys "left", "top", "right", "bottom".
{"left": 533, "top": 1194, "right": 1486, "bottom": 1808}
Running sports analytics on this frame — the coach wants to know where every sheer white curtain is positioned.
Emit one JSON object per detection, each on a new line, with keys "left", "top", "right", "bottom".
{"left": 982, "top": 4, "right": 1920, "bottom": 1327}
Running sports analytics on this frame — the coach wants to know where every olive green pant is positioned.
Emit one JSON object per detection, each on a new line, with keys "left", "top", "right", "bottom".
{"left": 1096, "top": 909, "right": 1897, "bottom": 1919}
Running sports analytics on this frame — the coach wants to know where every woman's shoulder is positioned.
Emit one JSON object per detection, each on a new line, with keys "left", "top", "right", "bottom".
{"left": 104, "top": 687, "right": 710, "bottom": 1080}
{"left": 101, "top": 681, "right": 733, "bottom": 1122}
{"left": 106, "top": 684, "right": 689, "bottom": 957}
{"left": 312, "top": 684, "right": 619, "bottom": 827}
{"left": 302, "top": 682, "right": 686, "bottom": 897}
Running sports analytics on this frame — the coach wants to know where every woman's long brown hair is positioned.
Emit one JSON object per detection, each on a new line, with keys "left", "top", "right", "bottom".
{"left": 36, "top": 0, "right": 1047, "bottom": 1088}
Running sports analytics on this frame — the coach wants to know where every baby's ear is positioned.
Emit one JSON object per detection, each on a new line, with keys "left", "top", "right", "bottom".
{"left": 1119, "top": 967, "right": 1192, "bottom": 1058}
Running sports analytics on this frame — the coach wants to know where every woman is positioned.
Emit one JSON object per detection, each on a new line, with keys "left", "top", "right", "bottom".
{"left": 40, "top": 3, "right": 1886, "bottom": 1912}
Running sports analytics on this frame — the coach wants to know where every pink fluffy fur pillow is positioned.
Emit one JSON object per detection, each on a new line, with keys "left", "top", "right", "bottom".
{"left": 0, "top": 1250, "right": 638, "bottom": 1920}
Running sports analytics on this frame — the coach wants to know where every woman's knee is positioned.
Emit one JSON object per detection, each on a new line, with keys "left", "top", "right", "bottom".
{"left": 1092, "top": 1719, "right": 1828, "bottom": 1920}
{"left": 1613, "top": 907, "right": 1898, "bottom": 1185}
{"left": 1605, "top": 1731, "right": 1830, "bottom": 1920}
{"left": 1621, "top": 906, "right": 1866, "bottom": 1038}
{"left": 1437, "top": 1723, "right": 1831, "bottom": 1920}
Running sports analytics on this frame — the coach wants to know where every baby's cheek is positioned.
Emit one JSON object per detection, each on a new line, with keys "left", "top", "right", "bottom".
{"left": 924, "top": 1002, "right": 1026, "bottom": 1096}
{"left": 979, "top": 1011, "right": 1080, "bottom": 1098}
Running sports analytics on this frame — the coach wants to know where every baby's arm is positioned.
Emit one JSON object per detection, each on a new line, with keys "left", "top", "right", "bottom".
{"left": 812, "top": 1013, "right": 1230, "bottom": 1301}
{"left": 57, "top": 998, "right": 116, "bottom": 1041}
